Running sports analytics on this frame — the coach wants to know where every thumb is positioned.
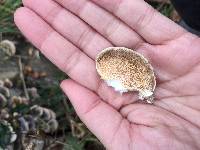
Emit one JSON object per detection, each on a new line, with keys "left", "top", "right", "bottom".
{"left": 60, "top": 79, "right": 124, "bottom": 147}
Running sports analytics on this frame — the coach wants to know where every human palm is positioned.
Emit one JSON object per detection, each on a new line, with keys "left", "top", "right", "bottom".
{"left": 14, "top": 0, "right": 200, "bottom": 149}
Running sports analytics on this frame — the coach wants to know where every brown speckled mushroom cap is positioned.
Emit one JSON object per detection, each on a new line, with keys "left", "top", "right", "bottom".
{"left": 96, "top": 47, "right": 156, "bottom": 103}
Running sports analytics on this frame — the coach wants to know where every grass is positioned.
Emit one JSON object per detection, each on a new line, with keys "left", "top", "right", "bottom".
{"left": 0, "top": 0, "right": 22, "bottom": 33}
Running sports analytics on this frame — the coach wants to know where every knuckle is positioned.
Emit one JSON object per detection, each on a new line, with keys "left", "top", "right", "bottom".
{"left": 62, "top": 50, "right": 81, "bottom": 74}
{"left": 45, "top": 5, "right": 61, "bottom": 22}
{"left": 96, "top": 79, "right": 105, "bottom": 96}
{"left": 77, "top": 27, "right": 94, "bottom": 50}
{"left": 105, "top": 17, "right": 121, "bottom": 38}
{"left": 83, "top": 99, "right": 102, "bottom": 115}
{"left": 135, "top": 6, "right": 156, "bottom": 31}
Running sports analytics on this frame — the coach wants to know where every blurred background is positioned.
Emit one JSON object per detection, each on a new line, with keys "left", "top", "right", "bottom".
{"left": 0, "top": 0, "right": 180, "bottom": 150}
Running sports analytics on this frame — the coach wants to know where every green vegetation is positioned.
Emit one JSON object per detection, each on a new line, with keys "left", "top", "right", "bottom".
{"left": 0, "top": 0, "right": 22, "bottom": 33}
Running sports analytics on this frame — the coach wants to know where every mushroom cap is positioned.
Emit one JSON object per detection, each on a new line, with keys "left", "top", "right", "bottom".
{"left": 96, "top": 47, "right": 156, "bottom": 100}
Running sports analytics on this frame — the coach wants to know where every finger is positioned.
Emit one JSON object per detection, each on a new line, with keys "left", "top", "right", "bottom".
{"left": 22, "top": 0, "right": 112, "bottom": 59}
{"left": 14, "top": 7, "right": 99, "bottom": 91}
{"left": 61, "top": 79, "right": 131, "bottom": 149}
{"left": 91, "top": 0, "right": 186, "bottom": 44}
{"left": 53, "top": 0, "right": 144, "bottom": 48}
{"left": 14, "top": 7, "right": 139, "bottom": 109}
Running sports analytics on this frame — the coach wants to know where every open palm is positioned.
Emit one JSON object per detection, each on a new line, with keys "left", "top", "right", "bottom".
{"left": 14, "top": 0, "right": 200, "bottom": 149}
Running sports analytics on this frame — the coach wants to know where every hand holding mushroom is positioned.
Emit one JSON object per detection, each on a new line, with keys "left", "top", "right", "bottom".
{"left": 96, "top": 47, "right": 156, "bottom": 104}
{"left": 15, "top": 0, "right": 200, "bottom": 149}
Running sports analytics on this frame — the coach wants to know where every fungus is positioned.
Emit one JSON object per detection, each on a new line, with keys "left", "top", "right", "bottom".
{"left": 96, "top": 47, "right": 156, "bottom": 103}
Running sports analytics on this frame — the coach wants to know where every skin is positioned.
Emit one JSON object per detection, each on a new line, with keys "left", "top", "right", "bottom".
{"left": 14, "top": 0, "right": 200, "bottom": 149}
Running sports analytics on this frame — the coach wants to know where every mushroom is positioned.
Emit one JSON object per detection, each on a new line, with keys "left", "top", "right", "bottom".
{"left": 96, "top": 47, "right": 156, "bottom": 104}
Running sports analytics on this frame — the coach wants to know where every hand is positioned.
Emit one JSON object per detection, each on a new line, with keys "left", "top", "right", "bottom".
{"left": 14, "top": 0, "right": 200, "bottom": 149}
